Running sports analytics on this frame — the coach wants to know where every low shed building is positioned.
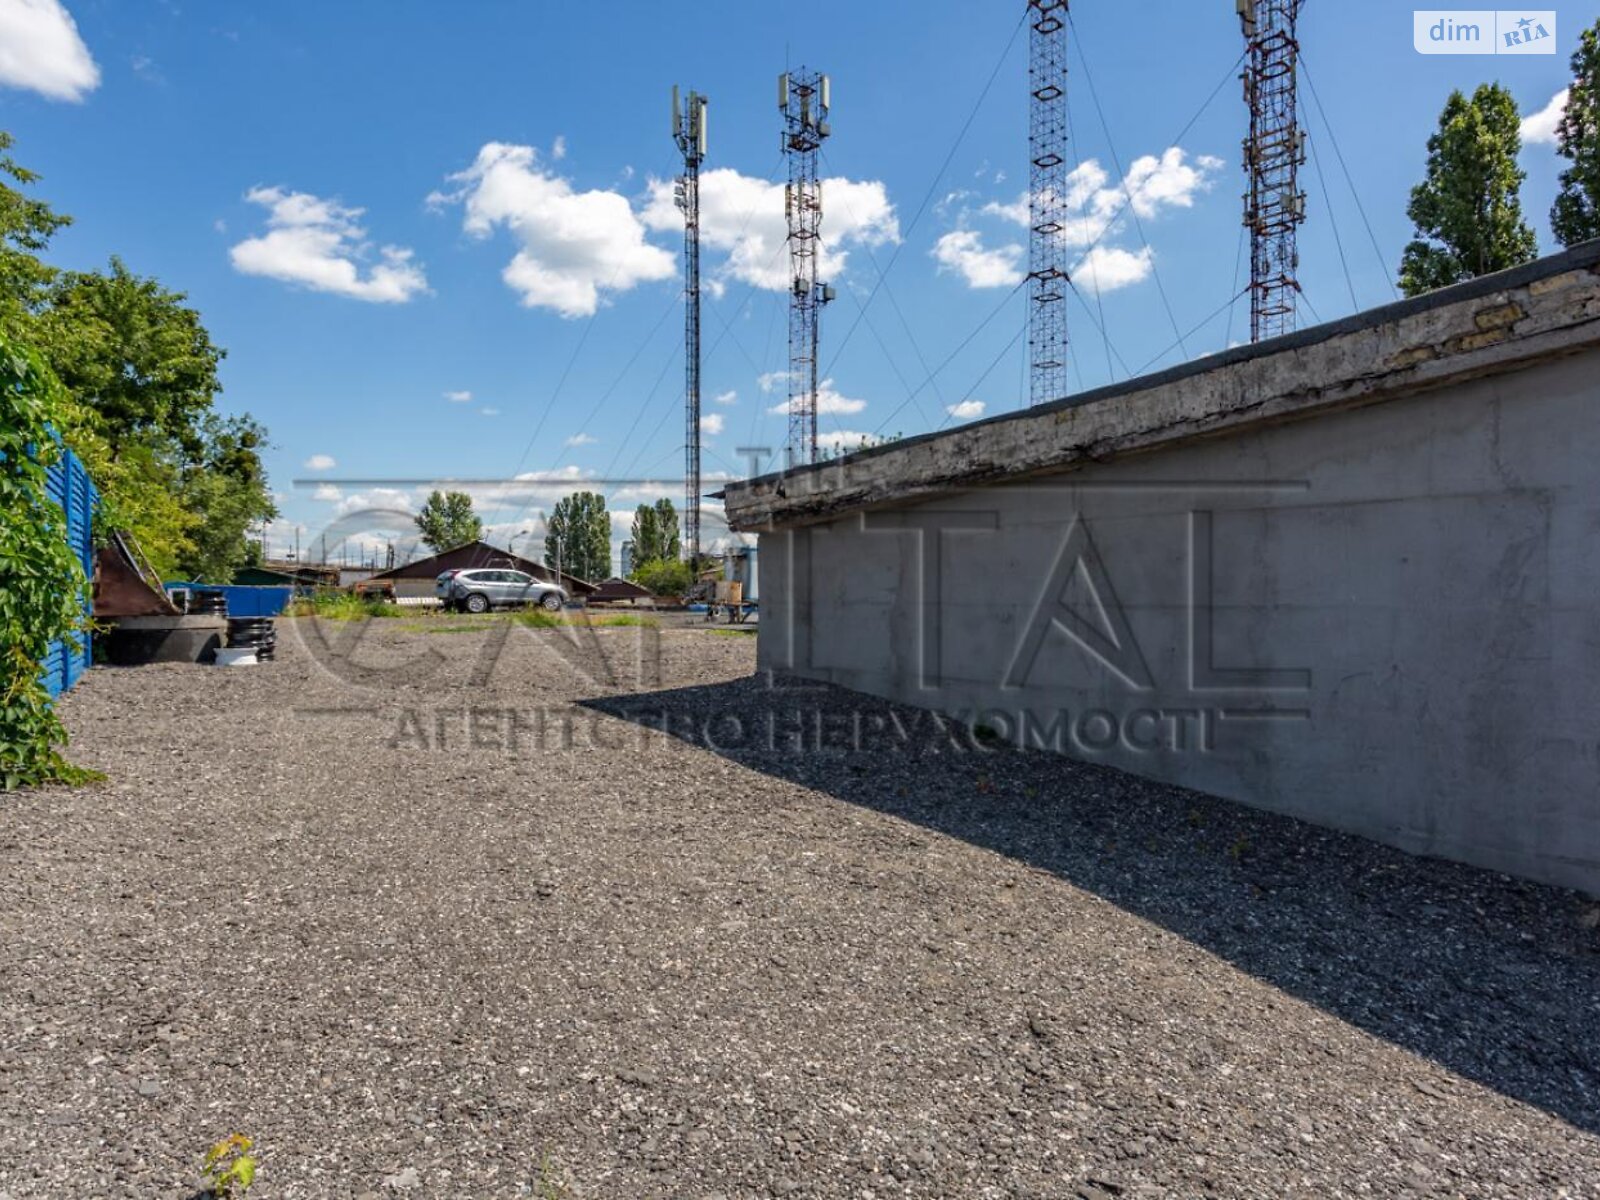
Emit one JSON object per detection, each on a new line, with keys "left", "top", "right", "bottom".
{"left": 723, "top": 241, "right": 1600, "bottom": 897}
{"left": 362, "top": 541, "right": 597, "bottom": 600}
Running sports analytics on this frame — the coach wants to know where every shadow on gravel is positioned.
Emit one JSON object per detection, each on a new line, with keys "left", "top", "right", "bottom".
{"left": 585, "top": 675, "right": 1600, "bottom": 1135}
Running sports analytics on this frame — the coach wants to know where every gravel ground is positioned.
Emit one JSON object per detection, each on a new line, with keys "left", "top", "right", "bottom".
{"left": 3, "top": 616, "right": 1598, "bottom": 1199}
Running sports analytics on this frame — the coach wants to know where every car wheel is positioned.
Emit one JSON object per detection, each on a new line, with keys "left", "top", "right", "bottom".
{"left": 464, "top": 593, "right": 490, "bottom": 614}
{"left": 540, "top": 592, "right": 562, "bottom": 612}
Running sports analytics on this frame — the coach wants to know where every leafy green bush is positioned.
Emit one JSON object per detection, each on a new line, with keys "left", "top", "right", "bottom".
{"left": 283, "top": 591, "right": 400, "bottom": 621}
{"left": 630, "top": 556, "right": 692, "bottom": 597}
{"left": 0, "top": 336, "right": 93, "bottom": 789}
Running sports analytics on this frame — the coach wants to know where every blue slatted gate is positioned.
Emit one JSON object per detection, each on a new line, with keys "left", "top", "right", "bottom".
{"left": 41, "top": 446, "right": 97, "bottom": 698}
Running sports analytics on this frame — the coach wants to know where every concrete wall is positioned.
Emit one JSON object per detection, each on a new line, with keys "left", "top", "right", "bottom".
{"left": 753, "top": 349, "right": 1600, "bottom": 895}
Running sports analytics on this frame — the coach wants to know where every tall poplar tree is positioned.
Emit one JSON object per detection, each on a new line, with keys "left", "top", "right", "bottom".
{"left": 1552, "top": 20, "right": 1600, "bottom": 247}
{"left": 1399, "top": 83, "right": 1538, "bottom": 296}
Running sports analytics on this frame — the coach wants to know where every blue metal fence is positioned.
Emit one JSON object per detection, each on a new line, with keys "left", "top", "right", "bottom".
{"left": 162, "top": 584, "right": 294, "bottom": 617}
{"left": 41, "top": 446, "right": 97, "bottom": 699}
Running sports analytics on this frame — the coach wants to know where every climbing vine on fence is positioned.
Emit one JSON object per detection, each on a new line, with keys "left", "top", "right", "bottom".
{"left": 0, "top": 334, "right": 93, "bottom": 789}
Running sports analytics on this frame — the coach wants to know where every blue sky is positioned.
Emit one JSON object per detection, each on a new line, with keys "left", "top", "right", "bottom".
{"left": 3, "top": 0, "right": 1595, "bottom": 570}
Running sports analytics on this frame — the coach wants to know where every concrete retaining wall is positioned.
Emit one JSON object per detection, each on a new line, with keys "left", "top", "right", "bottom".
{"left": 728, "top": 246, "right": 1600, "bottom": 895}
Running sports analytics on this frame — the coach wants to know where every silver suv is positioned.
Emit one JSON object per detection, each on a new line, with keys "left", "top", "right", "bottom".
{"left": 436, "top": 568, "right": 567, "bottom": 614}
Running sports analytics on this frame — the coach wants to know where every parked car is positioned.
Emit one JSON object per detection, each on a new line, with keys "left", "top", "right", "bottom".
{"left": 436, "top": 568, "right": 566, "bottom": 614}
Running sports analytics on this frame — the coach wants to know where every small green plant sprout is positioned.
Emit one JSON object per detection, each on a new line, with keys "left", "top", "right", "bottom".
{"left": 531, "top": 1151, "right": 567, "bottom": 1199}
{"left": 1227, "top": 834, "right": 1252, "bottom": 863}
{"left": 202, "top": 1134, "right": 256, "bottom": 1197}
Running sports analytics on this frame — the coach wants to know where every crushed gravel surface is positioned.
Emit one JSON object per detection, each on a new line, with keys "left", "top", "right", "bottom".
{"left": 3, "top": 617, "right": 1598, "bottom": 1198}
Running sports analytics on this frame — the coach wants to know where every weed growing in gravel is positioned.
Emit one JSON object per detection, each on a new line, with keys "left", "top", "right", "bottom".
{"left": 285, "top": 593, "right": 401, "bottom": 621}
{"left": 529, "top": 1151, "right": 567, "bottom": 1198}
{"left": 514, "top": 611, "right": 660, "bottom": 630}
{"left": 201, "top": 1134, "right": 256, "bottom": 1197}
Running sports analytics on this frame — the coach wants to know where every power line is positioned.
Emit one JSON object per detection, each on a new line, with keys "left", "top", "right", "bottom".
{"left": 1067, "top": 49, "right": 1248, "bottom": 269}
{"left": 1300, "top": 53, "right": 1400, "bottom": 302}
{"left": 938, "top": 315, "right": 1029, "bottom": 431}
{"left": 1066, "top": 279, "right": 1133, "bottom": 380}
{"left": 559, "top": 291, "right": 680, "bottom": 450}
{"left": 1068, "top": 9, "right": 1188, "bottom": 360}
{"left": 1304, "top": 123, "right": 1358, "bottom": 311}
{"left": 1133, "top": 286, "right": 1251, "bottom": 377}
{"left": 822, "top": 7, "right": 1029, "bottom": 380}
{"left": 1224, "top": 219, "right": 1247, "bottom": 349}
{"left": 871, "top": 278, "right": 1026, "bottom": 435}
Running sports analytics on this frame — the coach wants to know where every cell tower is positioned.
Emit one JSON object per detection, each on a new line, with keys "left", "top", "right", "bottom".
{"left": 1027, "top": 0, "right": 1069, "bottom": 407}
{"left": 673, "top": 86, "right": 708, "bottom": 564}
{"left": 1239, "top": 0, "right": 1306, "bottom": 342}
{"left": 780, "top": 69, "right": 834, "bottom": 468}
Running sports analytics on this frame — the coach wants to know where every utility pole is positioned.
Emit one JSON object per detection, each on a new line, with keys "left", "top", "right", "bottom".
{"left": 780, "top": 68, "right": 834, "bottom": 467}
{"left": 1028, "top": 0, "right": 1070, "bottom": 406}
{"left": 673, "top": 85, "right": 709, "bottom": 567}
{"left": 1239, "top": 0, "right": 1306, "bottom": 341}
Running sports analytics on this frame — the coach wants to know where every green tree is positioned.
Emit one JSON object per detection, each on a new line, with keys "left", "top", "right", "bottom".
{"left": 628, "top": 497, "right": 681, "bottom": 567}
{"left": 632, "top": 557, "right": 693, "bottom": 597}
{"left": 414, "top": 489, "right": 483, "bottom": 552}
{"left": 1552, "top": 21, "right": 1600, "bottom": 247}
{"left": 1399, "top": 84, "right": 1538, "bottom": 296}
{"left": 38, "top": 258, "right": 224, "bottom": 452}
{"left": 0, "top": 131, "right": 70, "bottom": 332}
{"left": 0, "top": 135, "right": 273, "bottom": 580}
{"left": 653, "top": 497, "right": 681, "bottom": 561}
{"left": 176, "top": 415, "right": 276, "bottom": 581}
{"left": 629, "top": 503, "right": 660, "bottom": 568}
{"left": 546, "top": 491, "right": 610, "bottom": 582}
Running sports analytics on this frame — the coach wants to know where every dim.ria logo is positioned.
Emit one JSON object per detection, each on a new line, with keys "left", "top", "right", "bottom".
{"left": 1412, "top": 10, "right": 1556, "bottom": 54}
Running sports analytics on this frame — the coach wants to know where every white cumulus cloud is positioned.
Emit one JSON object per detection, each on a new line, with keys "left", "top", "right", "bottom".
{"left": 931, "top": 229, "right": 1024, "bottom": 288}
{"left": 303, "top": 454, "right": 337, "bottom": 471}
{"left": 1521, "top": 88, "right": 1568, "bottom": 145}
{"left": 946, "top": 399, "right": 986, "bottom": 420}
{"left": 816, "top": 430, "right": 876, "bottom": 454}
{"left": 1073, "top": 245, "right": 1153, "bottom": 293}
{"left": 701, "top": 412, "right": 725, "bottom": 436}
{"left": 432, "top": 142, "right": 675, "bottom": 318}
{"left": 566, "top": 432, "right": 598, "bottom": 446}
{"left": 768, "top": 378, "right": 867, "bottom": 416}
{"left": 943, "top": 148, "right": 1218, "bottom": 296}
{"left": 444, "top": 389, "right": 473, "bottom": 403}
{"left": 231, "top": 187, "right": 428, "bottom": 303}
{"left": 989, "top": 151, "right": 1221, "bottom": 242}
{"left": 712, "top": 389, "right": 737, "bottom": 406}
{"left": 0, "top": 0, "right": 99, "bottom": 101}
{"left": 641, "top": 167, "right": 898, "bottom": 291}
